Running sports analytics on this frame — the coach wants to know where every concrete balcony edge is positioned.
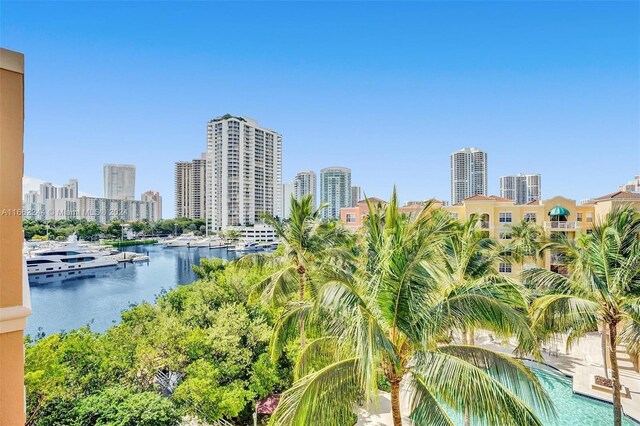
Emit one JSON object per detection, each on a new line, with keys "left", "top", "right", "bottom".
{"left": 0, "top": 259, "right": 31, "bottom": 334}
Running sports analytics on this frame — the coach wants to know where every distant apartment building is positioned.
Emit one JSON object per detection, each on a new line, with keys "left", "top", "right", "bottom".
{"left": 445, "top": 191, "right": 640, "bottom": 276}
{"left": 320, "top": 167, "right": 351, "bottom": 220}
{"left": 141, "top": 190, "right": 163, "bottom": 220}
{"left": 39, "top": 182, "right": 57, "bottom": 203}
{"left": 23, "top": 179, "right": 80, "bottom": 220}
{"left": 45, "top": 196, "right": 159, "bottom": 224}
{"left": 206, "top": 115, "right": 282, "bottom": 231}
{"left": 351, "top": 186, "right": 362, "bottom": 207}
{"left": 499, "top": 173, "right": 541, "bottom": 204}
{"left": 450, "top": 147, "right": 488, "bottom": 205}
{"left": 23, "top": 190, "right": 39, "bottom": 204}
{"left": 57, "top": 178, "right": 78, "bottom": 199}
{"left": 341, "top": 198, "right": 445, "bottom": 229}
{"left": 175, "top": 153, "right": 207, "bottom": 219}
{"left": 103, "top": 164, "right": 136, "bottom": 200}
{"left": 293, "top": 170, "right": 317, "bottom": 207}
{"left": 281, "top": 182, "right": 293, "bottom": 219}
{"left": 619, "top": 175, "right": 640, "bottom": 192}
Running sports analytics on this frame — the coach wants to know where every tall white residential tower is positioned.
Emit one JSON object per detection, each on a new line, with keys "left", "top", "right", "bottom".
{"left": 142, "top": 190, "right": 163, "bottom": 220}
{"left": 206, "top": 115, "right": 282, "bottom": 231}
{"left": 293, "top": 170, "right": 317, "bottom": 207}
{"left": 500, "top": 173, "right": 542, "bottom": 204}
{"left": 450, "top": 147, "right": 488, "bottom": 205}
{"left": 103, "top": 164, "right": 136, "bottom": 200}
{"left": 320, "top": 167, "right": 351, "bottom": 220}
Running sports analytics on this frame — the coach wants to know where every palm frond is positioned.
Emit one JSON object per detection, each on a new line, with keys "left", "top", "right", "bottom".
{"left": 530, "top": 294, "right": 599, "bottom": 348}
{"left": 269, "top": 358, "right": 360, "bottom": 426}
{"left": 256, "top": 265, "right": 299, "bottom": 306}
{"left": 293, "top": 336, "right": 343, "bottom": 380}
{"left": 413, "top": 350, "right": 549, "bottom": 426}
{"left": 269, "top": 301, "right": 314, "bottom": 361}
{"left": 406, "top": 372, "right": 456, "bottom": 426}
{"left": 437, "top": 345, "right": 556, "bottom": 419}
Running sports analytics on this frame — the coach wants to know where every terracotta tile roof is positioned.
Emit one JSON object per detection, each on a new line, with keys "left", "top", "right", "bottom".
{"left": 359, "top": 197, "right": 387, "bottom": 204}
{"left": 526, "top": 199, "right": 540, "bottom": 205}
{"left": 593, "top": 191, "right": 640, "bottom": 201}
{"left": 463, "top": 194, "right": 513, "bottom": 202}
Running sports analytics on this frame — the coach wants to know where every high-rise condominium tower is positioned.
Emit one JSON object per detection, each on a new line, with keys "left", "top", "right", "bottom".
{"left": 175, "top": 153, "right": 207, "bottom": 219}
{"left": 320, "top": 167, "right": 351, "bottom": 220}
{"left": 39, "top": 182, "right": 57, "bottom": 203}
{"left": 206, "top": 115, "right": 282, "bottom": 231}
{"left": 57, "top": 179, "right": 78, "bottom": 199}
{"left": 103, "top": 164, "right": 136, "bottom": 200}
{"left": 450, "top": 147, "right": 488, "bottom": 205}
{"left": 293, "top": 170, "right": 317, "bottom": 207}
{"left": 351, "top": 186, "right": 361, "bottom": 207}
{"left": 281, "top": 182, "right": 293, "bottom": 219}
{"left": 500, "top": 174, "right": 541, "bottom": 204}
{"left": 141, "top": 190, "right": 163, "bottom": 220}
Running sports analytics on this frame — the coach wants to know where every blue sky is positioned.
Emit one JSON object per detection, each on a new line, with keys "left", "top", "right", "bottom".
{"left": 2, "top": 1, "right": 639, "bottom": 217}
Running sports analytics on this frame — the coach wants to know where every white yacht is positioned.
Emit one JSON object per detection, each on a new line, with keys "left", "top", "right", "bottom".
{"left": 161, "top": 234, "right": 229, "bottom": 248}
{"left": 26, "top": 245, "right": 119, "bottom": 276}
{"left": 228, "top": 241, "right": 261, "bottom": 252}
{"left": 160, "top": 234, "right": 201, "bottom": 247}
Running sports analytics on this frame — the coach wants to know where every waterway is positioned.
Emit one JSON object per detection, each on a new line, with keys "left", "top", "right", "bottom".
{"left": 26, "top": 245, "right": 239, "bottom": 336}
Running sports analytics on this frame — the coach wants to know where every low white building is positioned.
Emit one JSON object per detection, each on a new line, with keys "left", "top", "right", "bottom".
{"left": 226, "top": 224, "right": 279, "bottom": 242}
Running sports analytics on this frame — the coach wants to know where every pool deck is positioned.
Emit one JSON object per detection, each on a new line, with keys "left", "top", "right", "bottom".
{"left": 473, "top": 331, "right": 640, "bottom": 423}
{"left": 357, "top": 331, "right": 640, "bottom": 425}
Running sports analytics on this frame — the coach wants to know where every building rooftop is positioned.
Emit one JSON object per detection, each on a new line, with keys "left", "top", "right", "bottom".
{"left": 462, "top": 194, "right": 513, "bottom": 203}
{"left": 593, "top": 191, "right": 640, "bottom": 201}
{"left": 357, "top": 197, "right": 387, "bottom": 205}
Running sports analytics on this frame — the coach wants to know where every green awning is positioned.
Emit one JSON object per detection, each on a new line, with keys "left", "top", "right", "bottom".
{"left": 548, "top": 205, "right": 570, "bottom": 216}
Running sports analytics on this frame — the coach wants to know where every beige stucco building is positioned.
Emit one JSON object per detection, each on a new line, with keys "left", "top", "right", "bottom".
{"left": 340, "top": 191, "right": 640, "bottom": 277}
{"left": 0, "top": 48, "right": 30, "bottom": 425}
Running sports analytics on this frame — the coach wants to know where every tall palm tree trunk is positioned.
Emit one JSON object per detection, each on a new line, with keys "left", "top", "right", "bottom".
{"left": 608, "top": 320, "right": 622, "bottom": 426}
{"left": 462, "top": 329, "right": 472, "bottom": 426}
{"left": 601, "top": 322, "right": 609, "bottom": 379}
{"left": 390, "top": 374, "right": 403, "bottom": 426}
{"left": 298, "top": 269, "right": 306, "bottom": 348}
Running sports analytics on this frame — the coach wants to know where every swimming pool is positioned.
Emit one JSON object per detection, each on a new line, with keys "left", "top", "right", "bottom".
{"left": 532, "top": 367, "right": 637, "bottom": 425}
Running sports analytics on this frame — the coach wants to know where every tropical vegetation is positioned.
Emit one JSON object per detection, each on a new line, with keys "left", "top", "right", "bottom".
{"left": 268, "top": 192, "right": 554, "bottom": 426}
{"left": 24, "top": 259, "right": 292, "bottom": 426}
{"left": 24, "top": 194, "right": 640, "bottom": 426}
{"left": 524, "top": 207, "right": 640, "bottom": 426}
{"left": 23, "top": 218, "right": 207, "bottom": 241}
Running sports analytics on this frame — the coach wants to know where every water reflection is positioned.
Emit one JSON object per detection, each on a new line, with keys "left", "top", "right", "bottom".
{"left": 29, "top": 265, "right": 120, "bottom": 286}
{"left": 26, "top": 245, "right": 239, "bottom": 336}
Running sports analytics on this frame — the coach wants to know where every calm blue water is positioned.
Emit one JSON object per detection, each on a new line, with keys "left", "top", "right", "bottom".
{"left": 26, "top": 245, "right": 239, "bottom": 336}
{"left": 443, "top": 367, "right": 636, "bottom": 425}
{"left": 532, "top": 368, "right": 636, "bottom": 426}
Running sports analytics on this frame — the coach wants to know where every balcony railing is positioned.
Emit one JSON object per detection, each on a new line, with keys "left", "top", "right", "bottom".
{"left": 545, "top": 221, "right": 581, "bottom": 230}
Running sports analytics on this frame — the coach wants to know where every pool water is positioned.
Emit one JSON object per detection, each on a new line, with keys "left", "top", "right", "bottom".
{"left": 444, "top": 367, "right": 636, "bottom": 425}
{"left": 532, "top": 368, "right": 636, "bottom": 426}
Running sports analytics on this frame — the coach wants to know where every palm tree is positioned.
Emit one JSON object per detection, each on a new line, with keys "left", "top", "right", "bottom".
{"left": 508, "top": 219, "right": 543, "bottom": 273}
{"left": 441, "top": 216, "right": 540, "bottom": 425}
{"left": 525, "top": 206, "right": 640, "bottom": 426}
{"left": 270, "top": 190, "right": 554, "bottom": 426}
{"left": 254, "top": 194, "right": 352, "bottom": 348}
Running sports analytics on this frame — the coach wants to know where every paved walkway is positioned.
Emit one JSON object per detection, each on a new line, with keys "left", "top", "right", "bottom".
{"left": 357, "top": 331, "right": 640, "bottom": 424}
